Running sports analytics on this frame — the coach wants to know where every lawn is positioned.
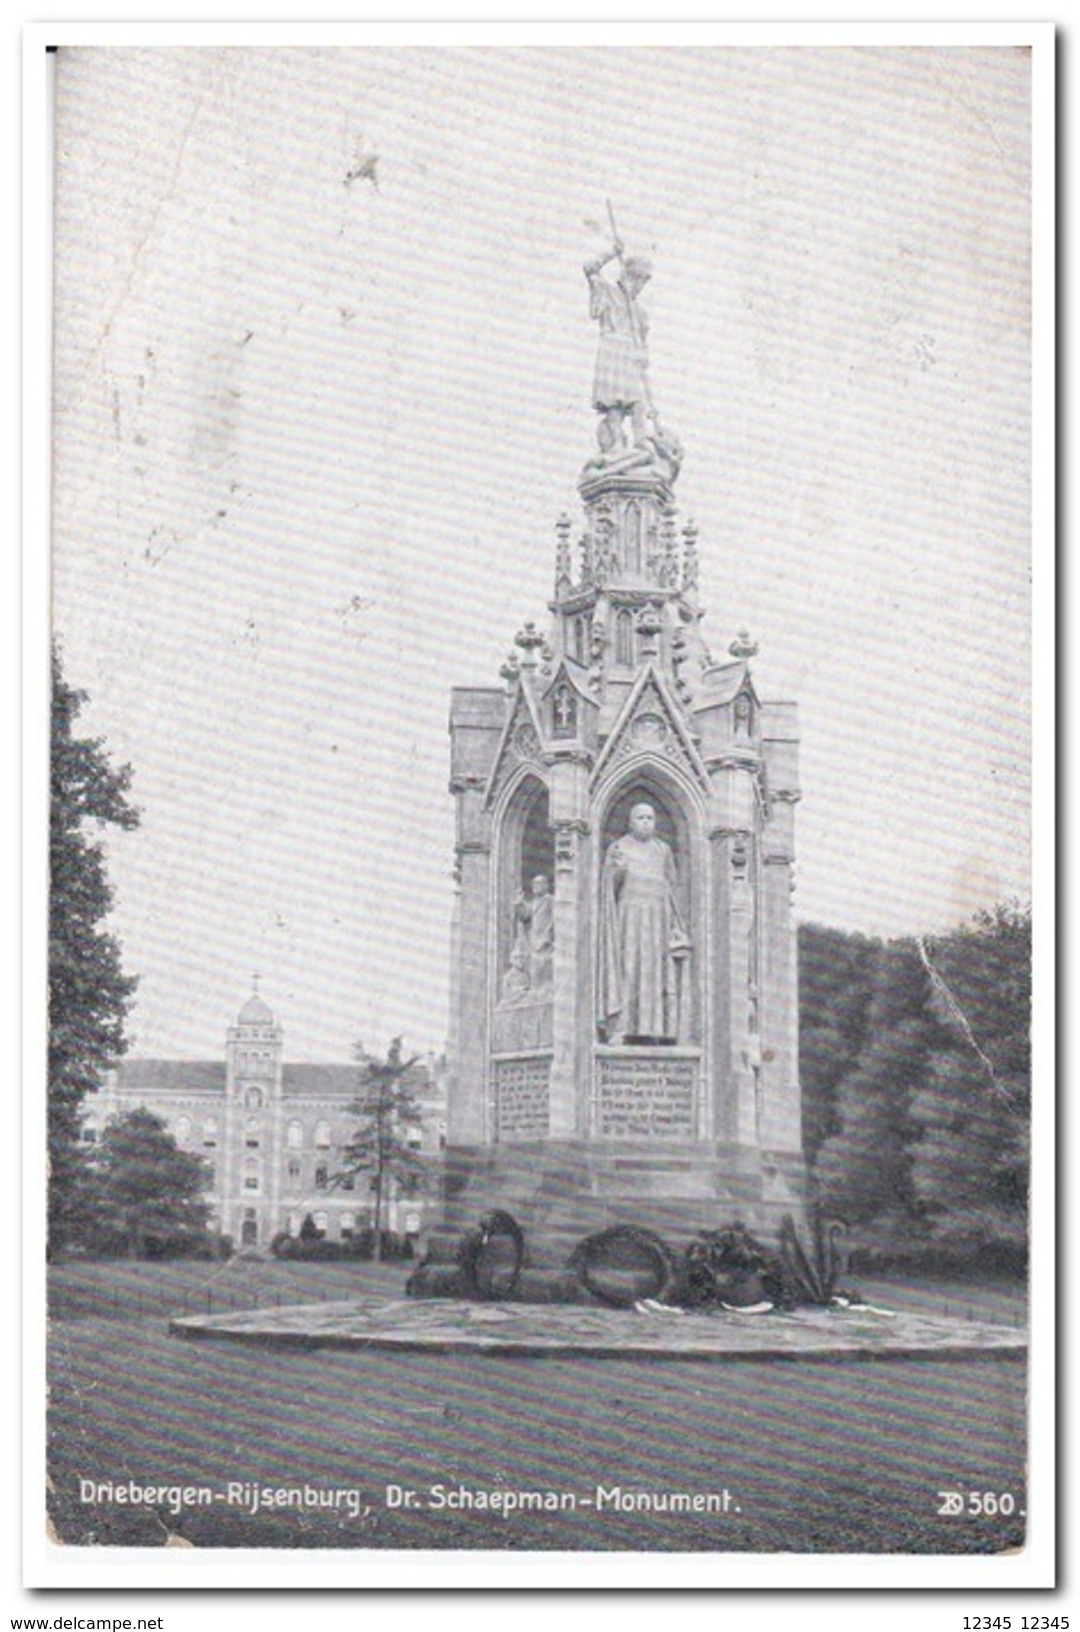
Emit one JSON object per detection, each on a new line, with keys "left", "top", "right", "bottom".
{"left": 45, "top": 1259, "right": 1028, "bottom": 1555}
{"left": 47, "top": 1254, "right": 413, "bottom": 1321}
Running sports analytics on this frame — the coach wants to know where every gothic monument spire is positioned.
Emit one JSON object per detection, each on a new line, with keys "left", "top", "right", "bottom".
{"left": 429, "top": 222, "right": 805, "bottom": 1277}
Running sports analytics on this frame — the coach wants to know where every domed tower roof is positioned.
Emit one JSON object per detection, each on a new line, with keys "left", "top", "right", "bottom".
{"left": 237, "top": 983, "right": 274, "bottom": 1026}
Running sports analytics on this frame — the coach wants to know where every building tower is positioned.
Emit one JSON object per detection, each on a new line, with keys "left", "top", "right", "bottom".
{"left": 222, "top": 979, "right": 284, "bottom": 1247}
{"left": 440, "top": 237, "right": 805, "bottom": 1263}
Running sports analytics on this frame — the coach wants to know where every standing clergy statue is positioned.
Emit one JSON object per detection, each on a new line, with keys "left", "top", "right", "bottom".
{"left": 597, "top": 803, "right": 691, "bottom": 1045}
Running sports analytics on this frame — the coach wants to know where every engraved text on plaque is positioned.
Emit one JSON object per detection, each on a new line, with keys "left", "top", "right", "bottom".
{"left": 594, "top": 1055, "right": 696, "bottom": 1138}
{"left": 494, "top": 1056, "right": 551, "bottom": 1141}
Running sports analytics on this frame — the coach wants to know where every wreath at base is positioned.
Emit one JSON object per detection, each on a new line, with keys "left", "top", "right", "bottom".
{"left": 676, "top": 1222, "right": 791, "bottom": 1310}
{"left": 568, "top": 1225, "right": 677, "bottom": 1308}
{"left": 457, "top": 1210, "right": 526, "bottom": 1300}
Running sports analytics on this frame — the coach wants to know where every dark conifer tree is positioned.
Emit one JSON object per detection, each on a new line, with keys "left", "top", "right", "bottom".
{"left": 49, "top": 644, "right": 139, "bottom": 1252}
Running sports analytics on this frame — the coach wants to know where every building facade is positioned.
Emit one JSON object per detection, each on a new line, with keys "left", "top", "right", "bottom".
{"left": 87, "top": 989, "right": 447, "bottom": 1251}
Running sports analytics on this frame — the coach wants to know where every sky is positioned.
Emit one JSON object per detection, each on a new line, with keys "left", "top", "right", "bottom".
{"left": 49, "top": 43, "right": 1033, "bottom": 1062}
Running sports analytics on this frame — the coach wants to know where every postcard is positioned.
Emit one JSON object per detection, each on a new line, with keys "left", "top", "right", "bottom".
{"left": 25, "top": 23, "right": 1055, "bottom": 1596}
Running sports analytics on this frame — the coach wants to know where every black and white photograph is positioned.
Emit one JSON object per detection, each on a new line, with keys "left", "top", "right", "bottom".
{"left": 28, "top": 25, "right": 1053, "bottom": 1594}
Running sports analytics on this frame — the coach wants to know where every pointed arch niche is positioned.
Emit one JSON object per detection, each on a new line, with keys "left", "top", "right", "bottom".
{"left": 491, "top": 773, "right": 555, "bottom": 1054}
{"left": 494, "top": 774, "right": 555, "bottom": 990}
{"left": 596, "top": 766, "right": 701, "bottom": 1046}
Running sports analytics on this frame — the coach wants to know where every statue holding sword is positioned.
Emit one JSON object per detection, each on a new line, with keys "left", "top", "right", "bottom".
{"left": 584, "top": 204, "right": 659, "bottom": 455}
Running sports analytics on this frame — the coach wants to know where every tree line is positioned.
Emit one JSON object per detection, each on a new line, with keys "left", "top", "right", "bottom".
{"left": 799, "top": 908, "right": 1030, "bottom": 1272}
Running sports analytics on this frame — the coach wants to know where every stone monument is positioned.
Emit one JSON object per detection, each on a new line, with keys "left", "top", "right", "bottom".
{"left": 435, "top": 229, "right": 805, "bottom": 1267}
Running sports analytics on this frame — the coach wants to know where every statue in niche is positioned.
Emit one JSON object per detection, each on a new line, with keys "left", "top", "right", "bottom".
{"left": 597, "top": 803, "right": 691, "bottom": 1045}
{"left": 552, "top": 681, "right": 577, "bottom": 738}
{"left": 501, "top": 874, "right": 555, "bottom": 1004}
{"left": 500, "top": 946, "right": 531, "bottom": 1004}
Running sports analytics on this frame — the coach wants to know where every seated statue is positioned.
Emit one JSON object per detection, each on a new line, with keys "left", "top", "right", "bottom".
{"left": 500, "top": 946, "right": 531, "bottom": 1004}
{"left": 499, "top": 874, "right": 555, "bottom": 1004}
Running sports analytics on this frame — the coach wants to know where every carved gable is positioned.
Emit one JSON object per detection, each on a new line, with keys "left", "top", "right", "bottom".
{"left": 542, "top": 660, "right": 596, "bottom": 747}
{"left": 591, "top": 663, "right": 710, "bottom": 791}
{"left": 484, "top": 681, "right": 548, "bottom": 807}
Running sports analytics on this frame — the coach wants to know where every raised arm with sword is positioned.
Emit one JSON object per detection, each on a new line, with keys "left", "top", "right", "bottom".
{"left": 584, "top": 203, "right": 658, "bottom": 454}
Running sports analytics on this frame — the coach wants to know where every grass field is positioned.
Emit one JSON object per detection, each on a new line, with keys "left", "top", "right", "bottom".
{"left": 45, "top": 1258, "right": 1028, "bottom": 1555}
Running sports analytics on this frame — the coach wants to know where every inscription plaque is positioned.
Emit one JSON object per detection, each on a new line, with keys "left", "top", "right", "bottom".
{"left": 594, "top": 1055, "right": 696, "bottom": 1138}
{"left": 494, "top": 1056, "right": 550, "bottom": 1141}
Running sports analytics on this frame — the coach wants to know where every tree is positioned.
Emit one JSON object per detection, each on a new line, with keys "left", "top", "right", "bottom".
{"left": 49, "top": 645, "right": 139, "bottom": 1253}
{"left": 336, "top": 1039, "right": 429, "bottom": 1261}
{"left": 798, "top": 924, "right": 880, "bottom": 1160}
{"left": 812, "top": 938, "right": 942, "bottom": 1238}
{"left": 808, "top": 907, "right": 1032, "bottom": 1271}
{"left": 906, "top": 904, "right": 1031, "bottom": 1265}
{"left": 89, "top": 1108, "right": 212, "bottom": 1257}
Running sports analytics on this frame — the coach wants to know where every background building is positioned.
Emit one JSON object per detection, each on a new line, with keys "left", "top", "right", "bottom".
{"left": 86, "top": 988, "right": 447, "bottom": 1251}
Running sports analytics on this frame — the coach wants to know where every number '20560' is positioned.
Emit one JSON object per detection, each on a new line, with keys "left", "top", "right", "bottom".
{"left": 938, "top": 1490, "right": 1018, "bottom": 1516}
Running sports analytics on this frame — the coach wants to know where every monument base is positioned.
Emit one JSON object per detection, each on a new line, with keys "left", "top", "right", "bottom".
{"left": 412, "top": 1139, "right": 808, "bottom": 1287}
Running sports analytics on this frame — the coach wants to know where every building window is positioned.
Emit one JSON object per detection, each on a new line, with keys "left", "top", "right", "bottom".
{"left": 287, "top": 1121, "right": 303, "bottom": 1150}
{"left": 245, "top": 1117, "right": 260, "bottom": 1148}
{"left": 243, "top": 1157, "right": 260, "bottom": 1193}
{"left": 314, "top": 1121, "right": 331, "bottom": 1150}
{"left": 244, "top": 1086, "right": 263, "bottom": 1109}
{"left": 175, "top": 1116, "right": 191, "bottom": 1144}
{"left": 288, "top": 1212, "right": 301, "bottom": 1238}
{"left": 313, "top": 1211, "right": 328, "bottom": 1236}
{"left": 315, "top": 1164, "right": 328, "bottom": 1190}
{"left": 80, "top": 1126, "right": 98, "bottom": 1143}
{"left": 203, "top": 1119, "right": 218, "bottom": 1147}
{"left": 287, "top": 1158, "right": 301, "bottom": 1187}
{"left": 340, "top": 1213, "right": 355, "bottom": 1240}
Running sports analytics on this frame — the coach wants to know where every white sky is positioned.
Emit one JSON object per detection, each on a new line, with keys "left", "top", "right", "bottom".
{"left": 50, "top": 43, "right": 1032, "bottom": 1062}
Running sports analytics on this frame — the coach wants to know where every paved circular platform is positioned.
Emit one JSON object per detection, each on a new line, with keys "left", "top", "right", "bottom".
{"left": 169, "top": 1295, "right": 1026, "bottom": 1362}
